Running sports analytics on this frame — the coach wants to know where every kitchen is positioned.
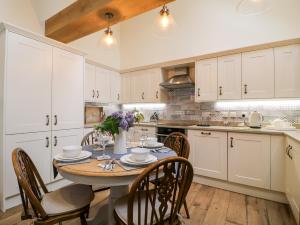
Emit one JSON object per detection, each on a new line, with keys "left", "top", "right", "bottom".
{"left": 0, "top": 0, "right": 300, "bottom": 225}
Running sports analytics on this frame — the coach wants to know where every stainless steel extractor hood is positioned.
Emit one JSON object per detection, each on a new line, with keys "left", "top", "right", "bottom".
{"left": 160, "top": 67, "right": 194, "bottom": 89}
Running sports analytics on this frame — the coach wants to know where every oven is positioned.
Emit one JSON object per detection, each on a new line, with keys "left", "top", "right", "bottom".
{"left": 156, "top": 126, "right": 187, "bottom": 143}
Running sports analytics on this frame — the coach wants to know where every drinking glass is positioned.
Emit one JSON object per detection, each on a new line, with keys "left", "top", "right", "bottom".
{"left": 96, "top": 132, "right": 111, "bottom": 160}
{"left": 140, "top": 131, "right": 148, "bottom": 148}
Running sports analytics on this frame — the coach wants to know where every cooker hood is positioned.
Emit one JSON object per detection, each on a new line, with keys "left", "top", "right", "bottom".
{"left": 160, "top": 67, "right": 194, "bottom": 89}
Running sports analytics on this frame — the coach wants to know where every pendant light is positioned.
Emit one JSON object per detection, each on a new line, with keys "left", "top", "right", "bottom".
{"left": 159, "top": 5, "right": 170, "bottom": 29}
{"left": 103, "top": 12, "right": 114, "bottom": 46}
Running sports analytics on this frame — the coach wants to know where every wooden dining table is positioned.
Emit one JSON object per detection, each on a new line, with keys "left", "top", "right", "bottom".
{"left": 53, "top": 145, "right": 176, "bottom": 225}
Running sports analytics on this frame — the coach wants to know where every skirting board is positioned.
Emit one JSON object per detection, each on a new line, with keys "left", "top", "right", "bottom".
{"left": 193, "top": 175, "right": 288, "bottom": 204}
{"left": 2, "top": 179, "right": 72, "bottom": 212}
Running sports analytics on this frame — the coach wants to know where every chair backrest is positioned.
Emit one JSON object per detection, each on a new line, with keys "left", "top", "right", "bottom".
{"left": 81, "top": 131, "right": 96, "bottom": 146}
{"left": 127, "top": 157, "right": 194, "bottom": 225}
{"left": 164, "top": 132, "right": 190, "bottom": 159}
{"left": 12, "top": 148, "right": 48, "bottom": 219}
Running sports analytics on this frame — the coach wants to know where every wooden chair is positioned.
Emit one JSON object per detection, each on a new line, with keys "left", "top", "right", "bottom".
{"left": 163, "top": 132, "right": 191, "bottom": 219}
{"left": 114, "top": 156, "right": 194, "bottom": 225}
{"left": 12, "top": 148, "right": 94, "bottom": 225}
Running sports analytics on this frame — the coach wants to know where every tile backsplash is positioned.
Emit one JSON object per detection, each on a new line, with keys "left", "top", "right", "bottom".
{"left": 128, "top": 89, "right": 300, "bottom": 125}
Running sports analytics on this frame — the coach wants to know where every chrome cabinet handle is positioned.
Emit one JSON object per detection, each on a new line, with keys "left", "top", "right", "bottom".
{"left": 92, "top": 90, "right": 95, "bottom": 98}
{"left": 287, "top": 145, "right": 293, "bottom": 160}
{"left": 142, "top": 92, "right": 145, "bottom": 100}
{"left": 197, "top": 88, "right": 200, "bottom": 97}
{"left": 201, "top": 132, "right": 211, "bottom": 135}
{"left": 45, "top": 137, "right": 49, "bottom": 148}
{"left": 156, "top": 91, "right": 159, "bottom": 99}
{"left": 54, "top": 115, "right": 58, "bottom": 126}
{"left": 230, "top": 137, "right": 234, "bottom": 148}
{"left": 141, "top": 128, "right": 148, "bottom": 131}
{"left": 219, "top": 86, "right": 222, "bottom": 96}
{"left": 244, "top": 84, "right": 248, "bottom": 94}
{"left": 117, "top": 93, "right": 120, "bottom": 101}
{"left": 97, "top": 90, "right": 99, "bottom": 98}
{"left": 46, "top": 115, "right": 49, "bottom": 126}
{"left": 54, "top": 136, "right": 58, "bottom": 147}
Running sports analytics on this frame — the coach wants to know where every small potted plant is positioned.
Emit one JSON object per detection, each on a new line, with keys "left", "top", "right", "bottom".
{"left": 95, "top": 111, "right": 134, "bottom": 154}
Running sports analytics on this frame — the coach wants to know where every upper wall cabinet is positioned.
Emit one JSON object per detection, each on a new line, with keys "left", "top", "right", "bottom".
{"left": 121, "top": 68, "right": 166, "bottom": 104}
{"left": 84, "top": 63, "right": 120, "bottom": 104}
{"left": 195, "top": 58, "right": 218, "bottom": 102}
{"left": 242, "top": 49, "right": 274, "bottom": 99}
{"left": 275, "top": 45, "right": 300, "bottom": 98}
{"left": 217, "top": 54, "right": 242, "bottom": 100}
{"left": 5, "top": 32, "right": 52, "bottom": 134}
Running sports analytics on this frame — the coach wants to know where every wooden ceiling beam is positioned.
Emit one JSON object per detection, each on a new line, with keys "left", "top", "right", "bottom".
{"left": 45, "top": 0, "right": 175, "bottom": 43}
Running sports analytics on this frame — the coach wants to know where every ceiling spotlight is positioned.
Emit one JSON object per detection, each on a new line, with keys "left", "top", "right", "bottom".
{"left": 104, "top": 12, "right": 114, "bottom": 46}
{"left": 159, "top": 5, "right": 170, "bottom": 29}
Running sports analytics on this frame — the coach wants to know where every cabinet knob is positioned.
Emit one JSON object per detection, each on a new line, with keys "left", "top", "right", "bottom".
{"left": 117, "top": 93, "right": 120, "bottom": 101}
{"left": 219, "top": 86, "right": 222, "bottom": 96}
{"left": 230, "top": 137, "right": 234, "bottom": 148}
{"left": 97, "top": 90, "right": 99, "bottom": 98}
{"left": 197, "top": 88, "right": 200, "bottom": 97}
{"left": 201, "top": 132, "right": 211, "bottom": 135}
{"left": 287, "top": 145, "right": 293, "bottom": 160}
{"left": 46, "top": 115, "right": 50, "bottom": 126}
{"left": 54, "top": 115, "right": 58, "bottom": 126}
{"left": 54, "top": 136, "right": 58, "bottom": 147}
{"left": 156, "top": 91, "right": 159, "bottom": 99}
{"left": 142, "top": 92, "right": 145, "bottom": 100}
{"left": 45, "top": 137, "right": 49, "bottom": 148}
{"left": 92, "top": 90, "right": 95, "bottom": 98}
{"left": 244, "top": 84, "right": 248, "bottom": 94}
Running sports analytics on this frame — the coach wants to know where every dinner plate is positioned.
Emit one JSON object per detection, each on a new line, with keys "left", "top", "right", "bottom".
{"left": 120, "top": 154, "right": 157, "bottom": 166}
{"left": 127, "top": 154, "right": 155, "bottom": 163}
{"left": 54, "top": 151, "right": 92, "bottom": 162}
{"left": 139, "top": 142, "right": 164, "bottom": 148}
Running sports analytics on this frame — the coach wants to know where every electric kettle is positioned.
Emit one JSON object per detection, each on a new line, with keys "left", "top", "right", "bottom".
{"left": 248, "top": 111, "right": 263, "bottom": 128}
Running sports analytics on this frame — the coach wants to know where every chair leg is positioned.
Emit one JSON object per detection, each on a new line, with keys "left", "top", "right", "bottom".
{"left": 183, "top": 200, "right": 190, "bottom": 219}
{"left": 80, "top": 214, "right": 88, "bottom": 225}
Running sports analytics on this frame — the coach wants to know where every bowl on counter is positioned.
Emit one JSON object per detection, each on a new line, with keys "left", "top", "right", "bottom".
{"left": 62, "top": 145, "right": 82, "bottom": 158}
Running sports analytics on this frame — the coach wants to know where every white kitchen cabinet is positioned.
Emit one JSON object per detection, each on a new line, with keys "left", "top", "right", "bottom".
{"left": 121, "top": 73, "right": 134, "bottom": 103}
{"left": 110, "top": 70, "right": 121, "bottom": 103}
{"left": 52, "top": 47, "right": 84, "bottom": 131}
{"left": 275, "top": 45, "right": 300, "bottom": 98}
{"left": 188, "top": 130, "right": 227, "bottom": 180}
{"left": 148, "top": 68, "right": 166, "bottom": 103}
{"left": 242, "top": 49, "right": 274, "bottom": 99}
{"left": 217, "top": 54, "right": 242, "bottom": 100}
{"left": 95, "top": 67, "right": 111, "bottom": 103}
{"left": 270, "top": 135, "right": 285, "bottom": 192}
{"left": 133, "top": 71, "right": 147, "bottom": 103}
{"left": 285, "top": 138, "right": 300, "bottom": 224}
{"left": 5, "top": 132, "right": 52, "bottom": 197}
{"left": 5, "top": 32, "right": 52, "bottom": 134}
{"left": 51, "top": 129, "right": 83, "bottom": 181}
{"left": 228, "top": 133, "right": 270, "bottom": 189}
{"left": 84, "top": 63, "right": 96, "bottom": 102}
{"left": 195, "top": 58, "right": 218, "bottom": 102}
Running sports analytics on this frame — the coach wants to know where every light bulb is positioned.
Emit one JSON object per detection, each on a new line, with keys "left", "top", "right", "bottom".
{"left": 104, "top": 27, "right": 113, "bottom": 46}
{"left": 159, "top": 5, "right": 170, "bottom": 29}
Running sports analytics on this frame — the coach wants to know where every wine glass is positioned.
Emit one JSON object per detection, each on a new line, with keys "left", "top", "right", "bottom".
{"left": 96, "top": 132, "right": 111, "bottom": 160}
{"left": 140, "top": 131, "right": 148, "bottom": 148}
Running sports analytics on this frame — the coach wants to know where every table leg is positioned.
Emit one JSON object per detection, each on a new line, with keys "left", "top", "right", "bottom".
{"left": 87, "top": 185, "right": 129, "bottom": 225}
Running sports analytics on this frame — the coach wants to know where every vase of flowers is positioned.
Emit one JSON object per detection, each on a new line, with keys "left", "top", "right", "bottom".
{"left": 95, "top": 111, "right": 134, "bottom": 154}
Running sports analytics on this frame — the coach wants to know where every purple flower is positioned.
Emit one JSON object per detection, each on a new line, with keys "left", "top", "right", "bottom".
{"left": 111, "top": 111, "right": 124, "bottom": 120}
{"left": 125, "top": 112, "right": 134, "bottom": 126}
{"left": 119, "top": 118, "right": 129, "bottom": 131}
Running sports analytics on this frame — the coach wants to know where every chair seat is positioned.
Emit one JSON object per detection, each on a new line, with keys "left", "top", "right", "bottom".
{"left": 41, "top": 184, "right": 94, "bottom": 216}
{"left": 114, "top": 191, "right": 171, "bottom": 225}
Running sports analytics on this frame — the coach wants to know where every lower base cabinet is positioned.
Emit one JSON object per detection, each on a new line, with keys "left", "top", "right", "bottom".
{"left": 285, "top": 137, "right": 300, "bottom": 224}
{"left": 228, "top": 133, "right": 271, "bottom": 189}
{"left": 188, "top": 130, "right": 227, "bottom": 180}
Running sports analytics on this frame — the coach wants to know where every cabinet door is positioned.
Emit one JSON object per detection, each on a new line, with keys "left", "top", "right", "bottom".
{"left": 95, "top": 67, "right": 111, "bottom": 103}
{"left": 84, "top": 63, "right": 96, "bottom": 102}
{"left": 121, "top": 73, "right": 133, "bottom": 103}
{"left": 52, "top": 47, "right": 84, "bottom": 130}
{"left": 133, "top": 71, "right": 146, "bottom": 103}
{"left": 148, "top": 68, "right": 164, "bottom": 103}
{"left": 228, "top": 133, "right": 270, "bottom": 189}
{"left": 218, "top": 54, "right": 242, "bottom": 100}
{"left": 51, "top": 129, "right": 83, "bottom": 181}
{"left": 195, "top": 58, "right": 218, "bottom": 102}
{"left": 5, "top": 32, "right": 52, "bottom": 134}
{"left": 188, "top": 130, "right": 227, "bottom": 180}
{"left": 110, "top": 70, "right": 121, "bottom": 103}
{"left": 242, "top": 49, "right": 274, "bottom": 99}
{"left": 285, "top": 138, "right": 300, "bottom": 224}
{"left": 275, "top": 45, "right": 300, "bottom": 98}
{"left": 5, "top": 132, "right": 51, "bottom": 197}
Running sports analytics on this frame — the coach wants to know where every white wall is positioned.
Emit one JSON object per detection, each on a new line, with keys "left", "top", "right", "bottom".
{"left": 120, "top": 0, "right": 300, "bottom": 70}
{"left": 0, "top": 0, "right": 41, "bottom": 34}
{"left": 30, "top": 0, "right": 121, "bottom": 69}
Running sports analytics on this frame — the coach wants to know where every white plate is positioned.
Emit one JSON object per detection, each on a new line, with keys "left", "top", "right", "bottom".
{"left": 139, "top": 142, "right": 164, "bottom": 148}
{"left": 54, "top": 151, "right": 92, "bottom": 161}
{"left": 120, "top": 154, "right": 157, "bottom": 166}
{"left": 128, "top": 154, "right": 155, "bottom": 163}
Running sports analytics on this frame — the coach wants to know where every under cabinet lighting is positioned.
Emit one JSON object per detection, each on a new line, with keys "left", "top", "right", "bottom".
{"left": 122, "top": 103, "right": 166, "bottom": 110}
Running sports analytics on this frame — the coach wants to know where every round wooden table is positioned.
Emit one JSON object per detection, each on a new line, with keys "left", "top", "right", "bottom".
{"left": 54, "top": 148, "right": 176, "bottom": 225}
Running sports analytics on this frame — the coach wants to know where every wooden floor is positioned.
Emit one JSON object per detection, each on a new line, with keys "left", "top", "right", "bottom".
{"left": 0, "top": 183, "right": 296, "bottom": 225}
